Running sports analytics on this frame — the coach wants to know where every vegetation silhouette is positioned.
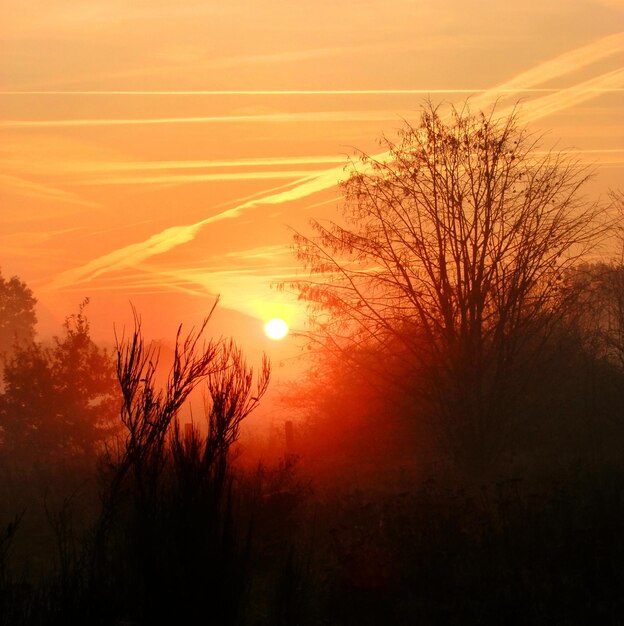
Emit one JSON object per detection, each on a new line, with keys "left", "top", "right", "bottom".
{"left": 0, "top": 299, "right": 118, "bottom": 466}
{"left": 0, "top": 269, "right": 37, "bottom": 357}
{"left": 290, "top": 101, "right": 608, "bottom": 478}
{"left": 0, "top": 300, "right": 283, "bottom": 625}
{"left": 1, "top": 102, "right": 624, "bottom": 624}
{"left": 89, "top": 305, "right": 271, "bottom": 625}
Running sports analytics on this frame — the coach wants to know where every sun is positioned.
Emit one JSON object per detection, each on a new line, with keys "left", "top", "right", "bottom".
{"left": 264, "top": 318, "right": 289, "bottom": 340}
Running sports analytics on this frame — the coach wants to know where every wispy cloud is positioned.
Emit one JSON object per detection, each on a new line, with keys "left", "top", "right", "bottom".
{"left": 56, "top": 155, "right": 345, "bottom": 173}
{"left": 49, "top": 223, "right": 207, "bottom": 287}
{"left": 488, "top": 31, "right": 624, "bottom": 91}
{"left": 0, "top": 153, "right": 347, "bottom": 184}
{"left": 0, "top": 110, "right": 420, "bottom": 130}
{"left": 252, "top": 35, "right": 624, "bottom": 209}
{"left": 71, "top": 170, "right": 330, "bottom": 186}
{"left": 224, "top": 244, "right": 293, "bottom": 260}
{"left": 47, "top": 32, "right": 624, "bottom": 290}
{"left": 3, "top": 31, "right": 622, "bottom": 99}
{"left": 510, "top": 67, "right": 624, "bottom": 122}
{"left": 0, "top": 174, "right": 96, "bottom": 208}
{"left": 535, "top": 148, "right": 624, "bottom": 167}
{"left": 4, "top": 88, "right": 623, "bottom": 96}
{"left": 58, "top": 263, "right": 307, "bottom": 323}
{"left": 0, "top": 227, "right": 82, "bottom": 259}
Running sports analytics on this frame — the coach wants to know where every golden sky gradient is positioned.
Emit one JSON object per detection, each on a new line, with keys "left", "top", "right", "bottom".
{"left": 1, "top": 0, "right": 623, "bottom": 354}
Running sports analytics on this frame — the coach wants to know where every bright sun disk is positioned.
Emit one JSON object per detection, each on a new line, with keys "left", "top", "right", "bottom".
{"left": 264, "top": 318, "right": 288, "bottom": 340}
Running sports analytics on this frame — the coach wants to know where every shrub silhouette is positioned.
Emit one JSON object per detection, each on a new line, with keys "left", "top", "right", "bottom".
{"left": 87, "top": 306, "right": 270, "bottom": 625}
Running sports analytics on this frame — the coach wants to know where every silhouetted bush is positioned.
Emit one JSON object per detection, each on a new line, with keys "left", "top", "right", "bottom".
{"left": 0, "top": 306, "right": 275, "bottom": 625}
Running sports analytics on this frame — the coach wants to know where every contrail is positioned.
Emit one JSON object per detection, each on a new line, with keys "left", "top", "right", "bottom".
{"left": 0, "top": 88, "right": 624, "bottom": 96}
{"left": 5, "top": 32, "right": 623, "bottom": 98}
{"left": 514, "top": 67, "right": 624, "bottom": 122}
{"left": 34, "top": 155, "right": 346, "bottom": 173}
{"left": 48, "top": 32, "right": 624, "bottom": 289}
{"left": 71, "top": 170, "right": 330, "bottom": 186}
{"left": 481, "top": 31, "right": 624, "bottom": 92}
{"left": 0, "top": 174, "right": 97, "bottom": 208}
{"left": 0, "top": 110, "right": 412, "bottom": 129}
{"left": 2, "top": 88, "right": 623, "bottom": 96}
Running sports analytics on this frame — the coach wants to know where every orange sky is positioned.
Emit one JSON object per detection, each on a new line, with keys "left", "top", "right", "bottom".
{"left": 1, "top": 0, "right": 623, "bottom": 363}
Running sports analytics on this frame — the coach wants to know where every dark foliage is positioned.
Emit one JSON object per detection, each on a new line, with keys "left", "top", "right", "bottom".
{"left": 0, "top": 270, "right": 37, "bottom": 357}
{"left": 0, "top": 300, "right": 118, "bottom": 465}
{"left": 2, "top": 117, "right": 624, "bottom": 625}
{"left": 290, "top": 102, "right": 607, "bottom": 477}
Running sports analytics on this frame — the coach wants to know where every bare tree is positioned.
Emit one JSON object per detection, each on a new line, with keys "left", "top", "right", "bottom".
{"left": 113, "top": 307, "right": 221, "bottom": 495}
{"left": 171, "top": 339, "right": 270, "bottom": 495}
{"left": 95, "top": 302, "right": 271, "bottom": 537}
{"left": 292, "top": 101, "right": 607, "bottom": 474}
{"left": 90, "top": 306, "right": 271, "bottom": 623}
{"left": 93, "top": 305, "right": 221, "bottom": 559}
{"left": 566, "top": 191, "right": 624, "bottom": 369}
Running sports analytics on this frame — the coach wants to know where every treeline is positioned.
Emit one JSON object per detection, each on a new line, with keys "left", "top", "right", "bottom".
{"left": 288, "top": 103, "right": 624, "bottom": 482}
{"left": 2, "top": 102, "right": 624, "bottom": 623}
{"left": 0, "top": 288, "right": 296, "bottom": 625}
{"left": 285, "top": 261, "right": 624, "bottom": 486}
{"left": 1, "top": 272, "right": 624, "bottom": 624}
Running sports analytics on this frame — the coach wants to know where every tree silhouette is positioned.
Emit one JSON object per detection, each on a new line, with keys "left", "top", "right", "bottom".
{"left": 0, "top": 300, "right": 118, "bottom": 463}
{"left": 560, "top": 192, "right": 624, "bottom": 369}
{"left": 0, "top": 270, "right": 36, "bottom": 357}
{"left": 292, "top": 102, "right": 606, "bottom": 475}
{"left": 92, "top": 305, "right": 271, "bottom": 625}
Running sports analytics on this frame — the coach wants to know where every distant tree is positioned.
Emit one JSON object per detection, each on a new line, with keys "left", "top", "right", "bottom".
{"left": 292, "top": 102, "right": 607, "bottom": 475}
{"left": 0, "top": 270, "right": 37, "bottom": 357}
{"left": 0, "top": 300, "right": 118, "bottom": 464}
{"left": 562, "top": 192, "right": 624, "bottom": 369}
{"left": 562, "top": 263, "right": 624, "bottom": 368}
{"left": 602, "top": 190, "right": 624, "bottom": 367}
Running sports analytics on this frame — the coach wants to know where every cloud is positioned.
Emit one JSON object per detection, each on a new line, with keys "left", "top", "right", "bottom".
{"left": 0, "top": 227, "right": 81, "bottom": 257}
{"left": 0, "top": 174, "right": 95, "bottom": 208}
{"left": 55, "top": 155, "right": 345, "bottom": 173}
{"left": 3, "top": 87, "right": 623, "bottom": 97}
{"left": 47, "top": 32, "right": 624, "bottom": 290}
{"left": 483, "top": 31, "right": 624, "bottom": 92}
{"left": 71, "top": 170, "right": 330, "bottom": 186}
{"left": 512, "top": 68, "right": 624, "bottom": 122}
{"left": 62, "top": 263, "right": 307, "bottom": 323}
{"left": 48, "top": 223, "right": 205, "bottom": 287}
{"left": 48, "top": 199, "right": 271, "bottom": 288}
{"left": 0, "top": 110, "right": 443, "bottom": 129}
{"left": 224, "top": 244, "right": 293, "bottom": 260}
{"left": 0, "top": 152, "right": 348, "bottom": 187}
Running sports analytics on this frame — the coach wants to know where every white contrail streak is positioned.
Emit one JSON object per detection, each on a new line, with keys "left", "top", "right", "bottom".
{"left": 47, "top": 32, "right": 624, "bottom": 289}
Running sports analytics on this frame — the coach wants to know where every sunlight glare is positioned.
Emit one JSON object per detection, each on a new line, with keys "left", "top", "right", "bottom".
{"left": 264, "top": 318, "right": 288, "bottom": 340}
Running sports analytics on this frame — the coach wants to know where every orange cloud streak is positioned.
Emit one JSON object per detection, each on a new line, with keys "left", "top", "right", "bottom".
{"left": 46, "top": 32, "right": 624, "bottom": 291}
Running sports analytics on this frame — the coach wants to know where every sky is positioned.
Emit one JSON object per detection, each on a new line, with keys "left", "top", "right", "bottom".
{"left": 1, "top": 0, "right": 623, "bottom": 362}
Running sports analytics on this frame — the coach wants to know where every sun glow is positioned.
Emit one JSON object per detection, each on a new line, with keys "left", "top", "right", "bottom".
{"left": 264, "top": 318, "right": 289, "bottom": 340}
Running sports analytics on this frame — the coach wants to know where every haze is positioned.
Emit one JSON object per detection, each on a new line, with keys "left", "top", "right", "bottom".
{"left": 1, "top": 0, "right": 622, "bottom": 351}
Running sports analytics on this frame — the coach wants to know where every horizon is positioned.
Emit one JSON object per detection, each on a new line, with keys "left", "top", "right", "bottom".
{"left": 1, "top": 0, "right": 623, "bottom": 354}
